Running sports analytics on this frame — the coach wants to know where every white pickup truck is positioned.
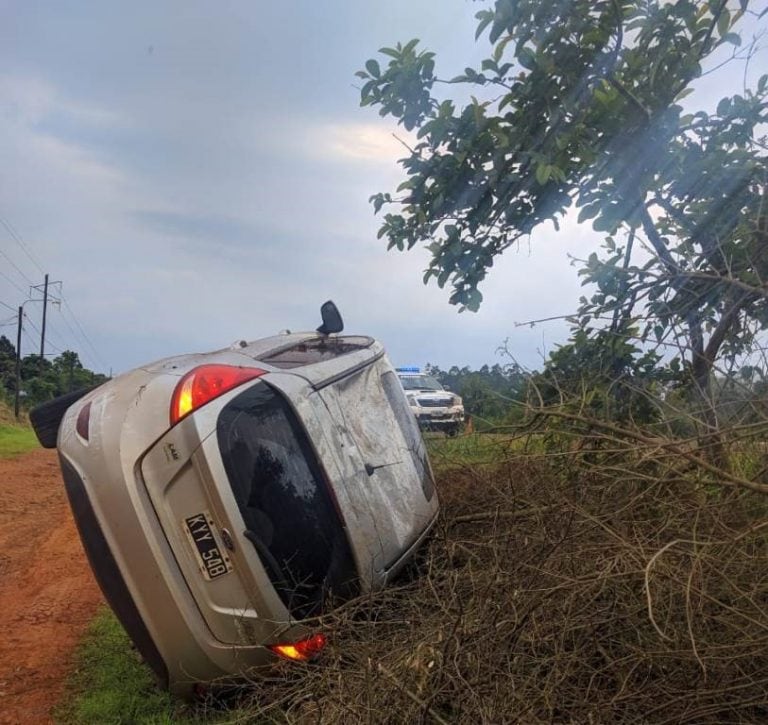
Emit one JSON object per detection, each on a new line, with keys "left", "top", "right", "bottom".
{"left": 396, "top": 367, "right": 464, "bottom": 436}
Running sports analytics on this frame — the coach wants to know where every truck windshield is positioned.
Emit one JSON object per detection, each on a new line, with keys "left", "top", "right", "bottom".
{"left": 399, "top": 375, "right": 443, "bottom": 391}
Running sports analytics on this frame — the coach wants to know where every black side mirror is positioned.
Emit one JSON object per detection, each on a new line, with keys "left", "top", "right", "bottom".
{"left": 317, "top": 300, "right": 344, "bottom": 335}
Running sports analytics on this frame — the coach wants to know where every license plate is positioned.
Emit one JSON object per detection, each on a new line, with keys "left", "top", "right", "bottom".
{"left": 183, "top": 511, "right": 232, "bottom": 581}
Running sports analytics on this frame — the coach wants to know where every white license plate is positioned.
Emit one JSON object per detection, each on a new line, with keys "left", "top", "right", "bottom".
{"left": 183, "top": 511, "right": 232, "bottom": 581}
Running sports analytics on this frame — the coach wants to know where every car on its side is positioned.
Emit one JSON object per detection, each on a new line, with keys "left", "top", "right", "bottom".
{"left": 31, "top": 303, "right": 438, "bottom": 697}
{"left": 396, "top": 367, "right": 464, "bottom": 436}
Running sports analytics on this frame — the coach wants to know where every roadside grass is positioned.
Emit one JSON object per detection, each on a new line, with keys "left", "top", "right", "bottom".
{"left": 57, "top": 607, "right": 256, "bottom": 724}
{"left": 0, "top": 423, "right": 38, "bottom": 458}
{"left": 0, "top": 400, "right": 37, "bottom": 458}
{"left": 426, "top": 430, "right": 543, "bottom": 471}
{"left": 55, "top": 607, "right": 180, "bottom": 724}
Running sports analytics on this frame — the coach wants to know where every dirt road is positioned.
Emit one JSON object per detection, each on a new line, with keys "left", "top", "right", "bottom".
{"left": 0, "top": 449, "right": 103, "bottom": 724}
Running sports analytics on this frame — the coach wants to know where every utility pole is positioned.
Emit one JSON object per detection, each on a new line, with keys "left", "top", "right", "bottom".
{"left": 14, "top": 305, "right": 22, "bottom": 419}
{"left": 30, "top": 276, "right": 60, "bottom": 373}
{"left": 39, "top": 273, "right": 49, "bottom": 367}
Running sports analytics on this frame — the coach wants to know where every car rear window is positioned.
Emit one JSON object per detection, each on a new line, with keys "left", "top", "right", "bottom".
{"left": 259, "top": 335, "right": 374, "bottom": 369}
{"left": 217, "top": 382, "right": 357, "bottom": 618}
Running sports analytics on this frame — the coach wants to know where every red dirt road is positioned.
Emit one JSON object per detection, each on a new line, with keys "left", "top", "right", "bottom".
{"left": 0, "top": 449, "right": 103, "bottom": 724}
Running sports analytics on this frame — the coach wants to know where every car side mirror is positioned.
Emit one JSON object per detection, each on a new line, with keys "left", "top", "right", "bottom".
{"left": 317, "top": 300, "right": 344, "bottom": 335}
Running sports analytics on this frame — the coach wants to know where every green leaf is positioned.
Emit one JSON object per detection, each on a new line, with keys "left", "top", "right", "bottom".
{"left": 365, "top": 59, "right": 380, "bottom": 78}
{"left": 717, "top": 8, "right": 731, "bottom": 38}
{"left": 535, "top": 163, "right": 551, "bottom": 185}
{"left": 674, "top": 87, "right": 694, "bottom": 102}
{"left": 722, "top": 32, "right": 741, "bottom": 46}
{"left": 493, "top": 35, "right": 513, "bottom": 64}
{"left": 518, "top": 47, "right": 536, "bottom": 71}
{"left": 402, "top": 38, "right": 420, "bottom": 54}
{"left": 378, "top": 46, "right": 399, "bottom": 59}
{"left": 577, "top": 203, "right": 600, "bottom": 224}
{"left": 475, "top": 10, "right": 494, "bottom": 40}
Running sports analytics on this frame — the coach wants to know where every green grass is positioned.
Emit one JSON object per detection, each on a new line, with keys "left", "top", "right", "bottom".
{"left": 55, "top": 607, "right": 178, "bottom": 724}
{"left": 0, "top": 423, "right": 39, "bottom": 458}
{"left": 426, "top": 431, "right": 543, "bottom": 471}
{"left": 56, "top": 607, "right": 258, "bottom": 724}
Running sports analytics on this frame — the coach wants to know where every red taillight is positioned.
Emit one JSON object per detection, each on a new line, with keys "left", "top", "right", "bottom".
{"left": 170, "top": 364, "right": 266, "bottom": 425}
{"left": 268, "top": 633, "right": 327, "bottom": 662}
{"left": 76, "top": 402, "right": 91, "bottom": 440}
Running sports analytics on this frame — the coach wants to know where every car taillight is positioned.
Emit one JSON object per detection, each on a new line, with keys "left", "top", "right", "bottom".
{"left": 170, "top": 364, "right": 266, "bottom": 425}
{"left": 76, "top": 402, "right": 91, "bottom": 440}
{"left": 268, "top": 633, "right": 327, "bottom": 662}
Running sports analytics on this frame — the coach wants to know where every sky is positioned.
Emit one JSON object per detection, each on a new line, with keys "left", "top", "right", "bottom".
{"left": 1, "top": 1, "right": 765, "bottom": 376}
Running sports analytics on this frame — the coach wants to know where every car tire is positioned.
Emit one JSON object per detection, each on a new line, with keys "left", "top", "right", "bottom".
{"left": 29, "top": 386, "right": 98, "bottom": 449}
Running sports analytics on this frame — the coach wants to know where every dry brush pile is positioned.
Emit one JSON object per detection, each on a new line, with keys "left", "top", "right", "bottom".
{"left": 225, "top": 430, "right": 768, "bottom": 724}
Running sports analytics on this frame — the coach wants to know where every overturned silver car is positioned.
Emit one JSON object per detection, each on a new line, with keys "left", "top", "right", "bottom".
{"left": 31, "top": 302, "right": 438, "bottom": 696}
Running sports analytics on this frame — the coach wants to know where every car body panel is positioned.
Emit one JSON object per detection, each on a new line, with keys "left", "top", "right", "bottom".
{"left": 317, "top": 360, "right": 438, "bottom": 571}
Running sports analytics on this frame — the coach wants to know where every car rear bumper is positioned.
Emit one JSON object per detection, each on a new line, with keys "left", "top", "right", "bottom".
{"left": 58, "top": 452, "right": 279, "bottom": 696}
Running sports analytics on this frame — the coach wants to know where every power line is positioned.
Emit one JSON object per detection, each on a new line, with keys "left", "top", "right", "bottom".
{"left": 44, "top": 318, "right": 71, "bottom": 353}
{"left": 0, "top": 267, "right": 27, "bottom": 295}
{"left": 0, "top": 246, "right": 34, "bottom": 287}
{"left": 0, "top": 299, "right": 16, "bottom": 313}
{"left": 23, "top": 313, "right": 64, "bottom": 354}
{"left": 20, "top": 325, "right": 37, "bottom": 351}
{"left": 0, "top": 217, "right": 45, "bottom": 276}
{"left": 55, "top": 303, "right": 102, "bottom": 371}
{"left": 60, "top": 297, "right": 108, "bottom": 370}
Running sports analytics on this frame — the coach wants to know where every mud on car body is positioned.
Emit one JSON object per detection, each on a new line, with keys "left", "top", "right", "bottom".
{"left": 30, "top": 303, "right": 438, "bottom": 696}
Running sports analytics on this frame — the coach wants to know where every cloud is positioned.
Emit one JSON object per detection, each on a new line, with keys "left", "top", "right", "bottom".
{"left": 131, "top": 210, "right": 264, "bottom": 249}
{"left": 0, "top": 74, "right": 126, "bottom": 129}
{"left": 307, "top": 122, "right": 414, "bottom": 164}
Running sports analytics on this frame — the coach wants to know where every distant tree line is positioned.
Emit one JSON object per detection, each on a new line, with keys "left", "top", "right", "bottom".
{"left": 426, "top": 338, "right": 768, "bottom": 434}
{"left": 0, "top": 335, "right": 109, "bottom": 410}
{"left": 425, "top": 361, "right": 528, "bottom": 427}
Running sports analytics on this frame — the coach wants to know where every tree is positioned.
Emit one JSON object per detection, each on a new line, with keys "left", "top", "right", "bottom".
{"left": 0, "top": 336, "right": 15, "bottom": 404}
{"left": 528, "top": 324, "right": 669, "bottom": 424}
{"left": 426, "top": 361, "right": 528, "bottom": 423}
{"left": 358, "top": 0, "right": 768, "bottom": 420}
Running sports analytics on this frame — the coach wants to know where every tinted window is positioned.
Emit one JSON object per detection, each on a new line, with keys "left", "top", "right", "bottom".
{"left": 217, "top": 383, "right": 357, "bottom": 618}
{"left": 260, "top": 336, "right": 374, "bottom": 369}
{"left": 381, "top": 371, "right": 435, "bottom": 501}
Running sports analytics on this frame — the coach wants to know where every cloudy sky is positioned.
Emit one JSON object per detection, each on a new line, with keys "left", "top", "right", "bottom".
{"left": 1, "top": 1, "right": 765, "bottom": 376}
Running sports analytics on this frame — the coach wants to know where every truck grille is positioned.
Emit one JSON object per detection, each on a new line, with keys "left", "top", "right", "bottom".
{"left": 418, "top": 397, "right": 453, "bottom": 408}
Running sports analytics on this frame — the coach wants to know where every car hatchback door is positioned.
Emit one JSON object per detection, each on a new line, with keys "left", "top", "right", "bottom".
{"left": 314, "top": 358, "right": 438, "bottom": 573}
